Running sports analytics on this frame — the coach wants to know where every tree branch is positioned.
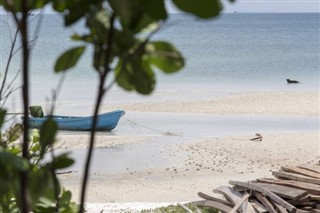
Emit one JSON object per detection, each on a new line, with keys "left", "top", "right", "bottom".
{"left": 79, "top": 13, "right": 116, "bottom": 213}
{"left": 19, "top": 0, "right": 30, "bottom": 212}
{"left": 0, "top": 27, "right": 19, "bottom": 100}
{"left": 105, "top": 24, "right": 161, "bottom": 92}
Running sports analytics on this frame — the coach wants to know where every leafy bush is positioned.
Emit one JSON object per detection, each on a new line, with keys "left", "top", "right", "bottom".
{"left": 0, "top": 114, "right": 77, "bottom": 212}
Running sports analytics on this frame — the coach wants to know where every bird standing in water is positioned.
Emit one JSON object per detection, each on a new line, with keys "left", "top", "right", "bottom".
{"left": 287, "top": 79, "right": 300, "bottom": 84}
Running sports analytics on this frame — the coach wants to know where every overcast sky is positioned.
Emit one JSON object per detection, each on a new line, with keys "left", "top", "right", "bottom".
{"left": 0, "top": 0, "right": 319, "bottom": 14}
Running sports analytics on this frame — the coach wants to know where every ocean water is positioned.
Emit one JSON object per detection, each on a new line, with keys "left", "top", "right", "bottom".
{"left": 0, "top": 13, "right": 319, "bottom": 114}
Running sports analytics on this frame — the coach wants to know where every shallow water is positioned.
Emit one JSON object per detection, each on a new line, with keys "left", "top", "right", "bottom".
{"left": 64, "top": 112, "right": 318, "bottom": 173}
{"left": 115, "top": 112, "right": 319, "bottom": 137}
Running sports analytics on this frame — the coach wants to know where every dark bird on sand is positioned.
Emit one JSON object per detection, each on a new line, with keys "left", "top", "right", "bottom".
{"left": 250, "top": 133, "right": 262, "bottom": 141}
{"left": 287, "top": 79, "right": 300, "bottom": 84}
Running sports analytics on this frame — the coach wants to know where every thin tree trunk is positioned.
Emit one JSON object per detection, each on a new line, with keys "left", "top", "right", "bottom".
{"left": 79, "top": 14, "right": 116, "bottom": 213}
{"left": 20, "top": 0, "right": 30, "bottom": 212}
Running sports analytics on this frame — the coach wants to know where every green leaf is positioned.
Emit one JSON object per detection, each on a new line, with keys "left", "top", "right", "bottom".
{"left": 35, "top": 197, "right": 55, "bottom": 211}
{"left": 0, "top": 109, "right": 6, "bottom": 129}
{"left": 0, "top": 151, "right": 29, "bottom": 171}
{"left": 146, "top": 41, "right": 185, "bottom": 73}
{"left": 29, "top": 105, "right": 44, "bottom": 118}
{"left": 109, "top": 0, "right": 137, "bottom": 28}
{"left": 0, "top": 0, "right": 49, "bottom": 12}
{"left": 86, "top": 9, "right": 111, "bottom": 42}
{"left": 140, "top": 0, "right": 167, "bottom": 20}
{"left": 31, "top": 129, "right": 40, "bottom": 143}
{"left": 53, "top": 153, "right": 74, "bottom": 169}
{"left": 52, "top": 0, "right": 102, "bottom": 26}
{"left": 30, "top": 143, "right": 40, "bottom": 153}
{"left": 115, "top": 56, "right": 156, "bottom": 95}
{"left": 40, "top": 118, "right": 58, "bottom": 158}
{"left": 135, "top": 59, "right": 156, "bottom": 94}
{"left": 172, "top": 0, "right": 222, "bottom": 18}
{"left": 9, "top": 146, "right": 21, "bottom": 155}
{"left": 71, "top": 34, "right": 93, "bottom": 43}
{"left": 114, "top": 61, "right": 135, "bottom": 92}
{"left": 54, "top": 46, "right": 85, "bottom": 72}
{"left": 59, "top": 189, "right": 72, "bottom": 205}
{"left": 6, "top": 124, "right": 23, "bottom": 143}
{"left": 30, "top": 0, "right": 50, "bottom": 10}
{"left": 51, "top": 0, "right": 67, "bottom": 12}
{"left": 109, "top": 0, "right": 164, "bottom": 32}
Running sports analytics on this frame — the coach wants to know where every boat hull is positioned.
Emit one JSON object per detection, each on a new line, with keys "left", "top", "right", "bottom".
{"left": 28, "top": 110, "right": 125, "bottom": 131}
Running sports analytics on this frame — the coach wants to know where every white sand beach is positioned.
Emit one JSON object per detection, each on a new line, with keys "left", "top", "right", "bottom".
{"left": 56, "top": 90, "right": 320, "bottom": 212}
{"left": 102, "top": 91, "right": 319, "bottom": 116}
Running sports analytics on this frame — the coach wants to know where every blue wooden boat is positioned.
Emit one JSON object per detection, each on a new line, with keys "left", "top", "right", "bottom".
{"left": 28, "top": 110, "right": 125, "bottom": 131}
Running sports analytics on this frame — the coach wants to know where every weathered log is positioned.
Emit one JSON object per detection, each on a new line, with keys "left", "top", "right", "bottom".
{"left": 257, "top": 178, "right": 320, "bottom": 195}
{"left": 297, "top": 164, "right": 320, "bottom": 174}
{"left": 273, "top": 202, "right": 289, "bottom": 213}
{"left": 252, "top": 191, "right": 277, "bottom": 213}
{"left": 197, "top": 191, "right": 231, "bottom": 206}
{"left": 229, "top": 194, "right": 250, "bottom": 213}
{"left": 213, "top": 185, "right": 256, "bottom": 213}
{"left": 229, "top": 181, "right": 297, "bottom": 212}
{"left": 282, "top": 166, "right": 320, "bottom": 179}
{"left": 250, "top": 199, "right": 268, "bottom": 213}
{"left": 273, "top": 171, "right": 320, "bottom": 185}
{"left": 252, "top": 182, "right": 308, "bottom": 200}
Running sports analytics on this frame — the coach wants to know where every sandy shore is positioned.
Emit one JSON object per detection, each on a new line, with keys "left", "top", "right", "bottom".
{"left": 59, "top": 132, "right": 319, "bottom": 202}
{"left": 56, "top": 90, "right": 319, "bottom": 211}
{"left": 102, "top": 91, "right": 319, "bottom": 116}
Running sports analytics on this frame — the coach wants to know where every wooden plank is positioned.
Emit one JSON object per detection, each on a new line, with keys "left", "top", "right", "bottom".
{"left": 302, "top": 207, "right": 313, "bottom": 210}
{"left": 229, "top": 181, "right": 297, "bottom": 212}
{"left": 250, "top": 200, "right": 268, "bottom": 213}
{"left": 213, "top": 186, "right": 243, "bottom": 205}
{"left": 288, "top": 195, "right": 311, "bottom": 205}
{"left": 242, "top": 200, "right": 249, "bottom": 213}
{"left": 253, "top": 192, "right": 277, "bottom": 213}
{"left": 197, "top": 191, "right": 232, "bottom": 206}
{"left": 273, "top": 202, "right": 289, "bottom": 213}
{"left": 252, "top": 182, "right": 308, "bottom": 200}
{"left": 298, "top": 201, "right": 317, "bottom": 206}
{"left": 229, "top": 194, "right": 250, "bottom": 213}
{"left": 298, "top": 164, "right": 320, "bottom": 174}
{"left": 310, "top": 194, "right": 320, "bottom": 201}
{"left": 257, "top": 178, "right": 320, "bottom": 195}
{"left": 273, "top": 171, "right": 320, "bottom": 185}
{"left": 187, "top": 200, "right": 233, "bottom": 212}
{"left": 296, "top": 210, "right": 312, "bottom": 213}
{"left": 213, "top": 186, "right": 256, "bottom": 213}
{"left": 282, "top": 166, "right": 320, "bottom": 179}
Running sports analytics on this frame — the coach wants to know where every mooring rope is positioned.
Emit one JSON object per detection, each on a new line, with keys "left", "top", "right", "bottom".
{"left": 124, "top": 118, "right": 182, "bottom": 137}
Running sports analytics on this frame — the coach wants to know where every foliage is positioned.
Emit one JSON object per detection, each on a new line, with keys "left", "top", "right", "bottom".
{"left": 29, "top": 105, "right": 44, "bottom": 118}
{"left": 0, "top": 0, "right": 232, "bottom": 212}
{"left": 53, "top": 0, "right": 230, "bottom": 94}
{"left": 0, "top": 119, "right": 77, "bottom": 212}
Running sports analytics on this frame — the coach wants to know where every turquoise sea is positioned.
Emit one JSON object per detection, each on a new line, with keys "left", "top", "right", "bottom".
{"left": 0, "top": 13, "right": 319, "bottom": 114}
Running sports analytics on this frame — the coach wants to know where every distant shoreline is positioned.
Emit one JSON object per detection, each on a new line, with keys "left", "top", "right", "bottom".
{"left": 102, "top": 90, "right": 320, "bottom": 117}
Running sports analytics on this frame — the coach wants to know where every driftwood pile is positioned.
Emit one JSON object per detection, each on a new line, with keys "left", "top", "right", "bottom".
{"left": 188, "top": 163, "right": 320, "bottom": 213}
